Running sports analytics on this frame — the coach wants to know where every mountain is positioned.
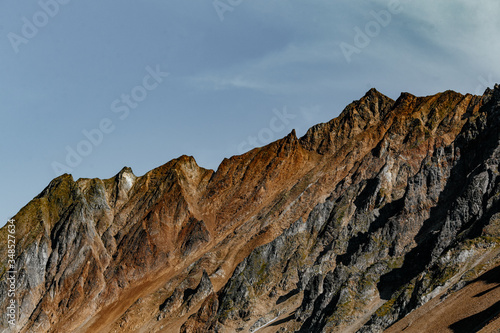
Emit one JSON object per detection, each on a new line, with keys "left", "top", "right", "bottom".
{"left": 1, "top": 85, "right": 500, "bottom": 332}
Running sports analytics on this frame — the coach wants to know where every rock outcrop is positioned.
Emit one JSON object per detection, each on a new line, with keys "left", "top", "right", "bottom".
{"left": 1, "top": 85, "right": 500, "bottom": 332}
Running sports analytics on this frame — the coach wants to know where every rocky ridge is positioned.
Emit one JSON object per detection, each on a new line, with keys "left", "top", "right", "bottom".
{"left": 1, "top": 85, "right": 499, "bottom": 332}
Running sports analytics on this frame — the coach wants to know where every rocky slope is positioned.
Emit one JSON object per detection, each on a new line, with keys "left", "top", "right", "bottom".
{"left": 1, "top": 85, "right": 500, "bottom": 332}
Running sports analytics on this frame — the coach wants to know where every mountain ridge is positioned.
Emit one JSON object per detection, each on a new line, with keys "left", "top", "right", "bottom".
{"left": 1, "top": 85, "right": 499, "bottom": 332}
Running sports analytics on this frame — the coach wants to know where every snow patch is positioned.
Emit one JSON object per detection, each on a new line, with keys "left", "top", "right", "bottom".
{"left": 121, "top": 172, "right": 135, "bottom": 192}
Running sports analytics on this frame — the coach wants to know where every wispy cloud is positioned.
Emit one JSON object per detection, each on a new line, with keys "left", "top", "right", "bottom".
{"left": 187, "top": 1, "right": 500, "bottom": 98}
{"left": 186, "top": 40, "right": 346, "bottom": 94}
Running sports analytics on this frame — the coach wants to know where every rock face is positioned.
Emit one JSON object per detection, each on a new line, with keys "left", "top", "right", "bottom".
{"left": 1, "top": 86, "right": 500, "bottom": 332}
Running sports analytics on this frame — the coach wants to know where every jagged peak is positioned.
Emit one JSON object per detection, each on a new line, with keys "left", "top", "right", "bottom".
{"left": 177, "top": 154, "right": 196, "bottom": 164}
{"left": 54, "top": 173, "right": 74, "bottom": 182}
{"left": 114, "top": 166, "right": 136, "bottom": 194}
{"left": 148, "top": 155, "right": 211, "bottom": 178}
{"left": 173, "top": 156, "right": 215, "bottom": 181}
{"left": 118, "top": 166, "right": 135, "bottom": 177}
{"left": 482, "top": 83, "right": 500, "bottom": 104}
{"left": 362, "top": 87, "right": 386, "bottom": 100}
{"left": 279, "top": 128, "right": 298, "bottom": 146}
{"left": 340, "top": 88, "right": 394, "bottom": 119}
{"left": 273, "top": 128, "right": 300, "bottom": 156}
{"left": 298, "top": 88, "right": 395, "bottom": 153}
{"left": 173, "top": 155, "right": 210, "bottom": 172}
{"left": 396, "top": 91, "right": 416, "bottom": 101}
{"left": 434, "top": 89, "right": 467, "bottom": 102}
{"left": 392, "top": 91, "right": 417, "bottom": 110}
{"left": 141, "top": 155, "right": 214, "bottom": 196}
{"left": 36, "top": 173, "right": 75, "bottom": 199}
{"left": 492, "top": 83, "right": 500, "bottom": 101}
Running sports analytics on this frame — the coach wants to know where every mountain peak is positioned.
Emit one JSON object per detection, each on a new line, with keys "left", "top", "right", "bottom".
{"left": 363, "top": 87, "right": 384, "bottom": 99}
{"left": 299, "top": 89, "right": 395, "bottom": 154}
{"left": 483, "top": 83, "right": 500, "bottom": 103}
{"left": 115, "top": 166, "right": 136, "bottom": 194}
{"left": 36, "top": 173, "right": 74, "bottom": 199}
{"left": 118, "top": 166, "right": 134, "bottom": 176}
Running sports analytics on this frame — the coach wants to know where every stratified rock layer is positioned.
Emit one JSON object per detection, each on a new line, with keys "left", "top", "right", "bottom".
{"left": 1, "top": 86, "right": 500, "bottom": 332}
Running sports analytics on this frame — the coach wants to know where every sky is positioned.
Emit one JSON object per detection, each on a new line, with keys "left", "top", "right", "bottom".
{"left": 1, "top": 0, "right": 500, "bottom": 226}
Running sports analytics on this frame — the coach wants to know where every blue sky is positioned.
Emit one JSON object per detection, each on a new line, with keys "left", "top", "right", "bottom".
{"left": 1, "top": 0, "right": 500, "bottom": 225}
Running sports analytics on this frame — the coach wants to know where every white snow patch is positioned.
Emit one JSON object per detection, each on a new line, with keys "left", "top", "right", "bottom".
{"left": 121, "top": 172, "right": 135, "bottom": 192}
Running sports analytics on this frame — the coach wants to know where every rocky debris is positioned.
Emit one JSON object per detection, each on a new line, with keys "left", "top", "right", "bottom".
{"left": 0, "top": 85, "right": 499, "bottom": 332}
